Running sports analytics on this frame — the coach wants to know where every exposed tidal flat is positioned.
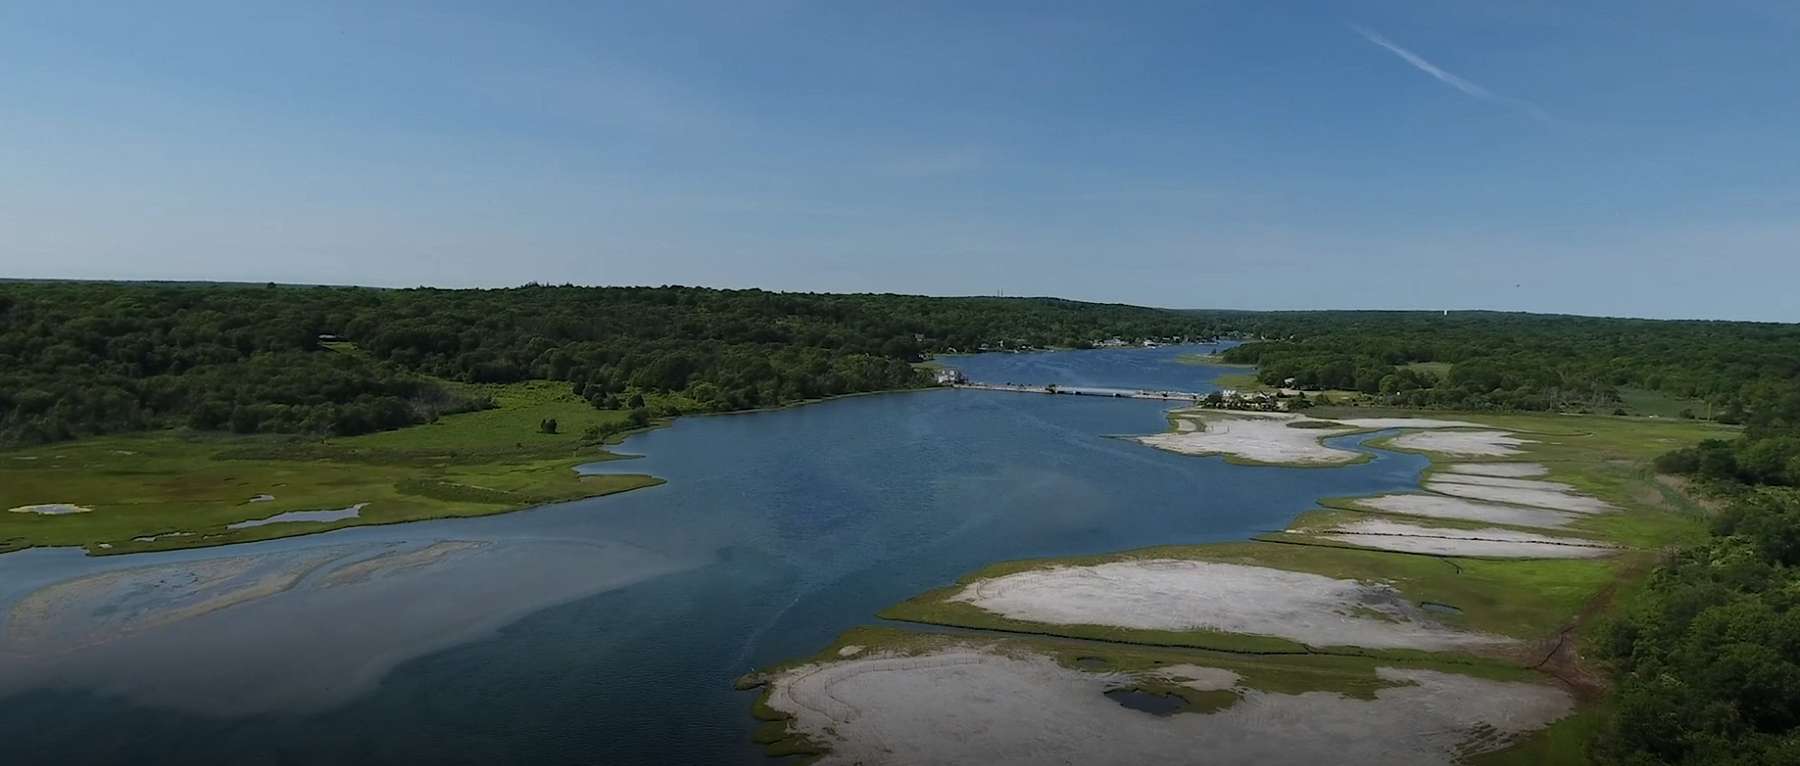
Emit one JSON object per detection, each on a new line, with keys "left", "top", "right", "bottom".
{"left": 0, "top": 344, "right": 1735, "bottom": 764}
{"left": 743, "top": 374, "right": 1736, "bottom": 764}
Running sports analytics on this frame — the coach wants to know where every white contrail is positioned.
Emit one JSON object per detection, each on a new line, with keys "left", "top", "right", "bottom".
{"left": 1350, "top": 24, "right": 1553, "bottom": 122}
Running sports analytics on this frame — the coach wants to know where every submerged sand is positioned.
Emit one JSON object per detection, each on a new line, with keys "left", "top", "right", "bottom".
{"left": 766, "top": 645, "right": 1573, "bottom": 766}
{"left": 0, "top": 538, "right": 697, "bottom": 714}
{"left": 949, "top": 559, "right": 1508, "bottom": 651}
{"left": 1351, "top": 494, "right": 1581, "bottom": 528}
{"left": 5, "top": 547, "right": 353, "bottom": 652}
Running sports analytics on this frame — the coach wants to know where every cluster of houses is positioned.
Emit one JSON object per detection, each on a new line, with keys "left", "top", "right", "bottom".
{"left": 1094, "top": 337, "right": 1139, "bottom": 348}
{"left": 1094, "top": 336, "right": 1206, "bottom": 349}
{"left": 944, "top": 336, "right": 1208, "bottom": 353}
{"left": 931, "top": 374, "right": 1320, "bottom": 413}
{"left": 1199, "top": 384, "right": 1308, "bottom": 412}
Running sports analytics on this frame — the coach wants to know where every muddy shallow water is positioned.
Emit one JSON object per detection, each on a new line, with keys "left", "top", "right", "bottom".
{"left": 1106, "top": 688, "right": 1187, "bottom": 715}
{"left": 227, "top": 502, "right": 367, "bottom": 529}
{"left": 0, "top": 345, "right": 1429, "bottom": 765}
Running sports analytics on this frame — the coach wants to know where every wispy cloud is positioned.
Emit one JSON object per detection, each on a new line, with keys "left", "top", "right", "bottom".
{"left": 1349, "top": 24, "right": 1552, "bottom": 123}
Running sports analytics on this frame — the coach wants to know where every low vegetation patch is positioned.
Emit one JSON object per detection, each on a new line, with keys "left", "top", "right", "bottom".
{"left": 1173, "top": 352, "right": 1251, "bottom": 367}
{"left": 0, "top": 380, "right": 662, "bottom": 554}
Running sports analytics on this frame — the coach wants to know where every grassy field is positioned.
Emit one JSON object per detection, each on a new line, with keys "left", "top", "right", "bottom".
{"left": 1342, "top": 408, "right": 1730, "bottom": 549}
{"left": 1320, "top": 408, "right": 1730, "bottom": 549}
{"left": 1402, "top": 361, "right": 1453, "bottom": 379}
{"left": 1614, "top": 387, "right": 1704, "bottom": 419}
{"left": 1212, "top": 371, "right": 1264, "bottom": 389}
{"left": 1174, "top": 352, "right": 1267, "bottom": 390}
{"left": 0, "top": 380, "right": 663, "bottom": 555}
{"left": 1173, "top": 352, "right": 1248, "bottom": 367}
{"left": 1328, "top": 408, "right": 1735, "bottom": 463}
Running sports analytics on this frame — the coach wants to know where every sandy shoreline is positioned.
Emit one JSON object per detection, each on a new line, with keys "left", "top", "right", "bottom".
{"left": 1423, "top": 481, "right": 1614, "bottom": 514}
{"left": 1135, "top": 412, "right": 1501, "bottom": 466}
{"left": 1444, "top": 462, "right": 1549, "bottom": 478}
{"left": 751, "top": 407, "right": 1656, "bottom": 763}
{"left": 765, "top": 641, "right": 1573, "bottom": 766}
{"left": 948, "top": 558, "right": 1510, "bottom": 651}
{"left": 1136, "top": 412, "right": 1360, "bottom": 464}
{"left": 1349, "top": 493, "right": 1583, "bottom": 528}
{"left": 1306, "top": 518, "right": 1615, "bottom": 559}
{"left": 1389, "top": 430, "right": 1532, "bottom": 457}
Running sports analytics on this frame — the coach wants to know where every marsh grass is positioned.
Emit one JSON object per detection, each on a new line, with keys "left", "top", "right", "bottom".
{"left": 0, "top": 379, "right": 663, "bottom": 554}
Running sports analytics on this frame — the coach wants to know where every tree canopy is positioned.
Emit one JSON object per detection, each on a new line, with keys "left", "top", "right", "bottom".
{"left": 1596, "top": 488, "right": 1800, "bottom": 764}
{"left": 1217, "top": 311, "right": 1800, "bottom": 413}
{"left": 1214, "top": 311, "right": 1800, "bottom": 486}
{"left": 0, "top": 282, "right": 1225, "bottom": 446}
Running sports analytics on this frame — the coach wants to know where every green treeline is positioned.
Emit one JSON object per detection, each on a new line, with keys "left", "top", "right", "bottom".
{"left": 0, "top": 282, "right": 1224, "bottom": 446}
{"left": 1214, "top": 311, "right": 1800, "bottom": 486}
{"left": 1217, "top": 311, "right": 1800, "bottom": 411}
{"left": 8, "top": 289, "right": 1798, "bottom": 483}
{"left": 1596, "top": 486, "right": 1800, "bottom": 764}
{"left": 1655, "top": 381, "right": 1800, "bottom": 486}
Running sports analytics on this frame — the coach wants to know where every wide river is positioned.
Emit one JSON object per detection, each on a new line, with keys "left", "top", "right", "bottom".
{"left": 0, "top": 344, "right": 1426, "bottom": 765}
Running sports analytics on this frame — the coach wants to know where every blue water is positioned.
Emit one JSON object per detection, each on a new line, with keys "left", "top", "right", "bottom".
{"left": 0, "top": 348, "right": 1423, "bottom": 766}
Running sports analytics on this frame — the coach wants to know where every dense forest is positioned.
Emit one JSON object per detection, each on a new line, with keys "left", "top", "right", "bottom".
{"left": 1595, "top": 360, "right": 1800, "bottom": 763}
{"left": 1220, "top": 311, "right": 1800, "bottom": 413}
{"left": 1655, "top": 388, "right": 1800, "bottom": 487}
{"left": 1596, "top": 487, "right": 1800, "bottom": 764}
{"left": 0, "top": 282, "right": 1224, "bottom": 446}
{"left": 1219, "top": 311, "right": 1800, "bottom": 486}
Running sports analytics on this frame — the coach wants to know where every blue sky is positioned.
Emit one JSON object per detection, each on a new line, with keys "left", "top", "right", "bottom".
{"left": 3, "top": 1, "right": 1796, "bottom": 320}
